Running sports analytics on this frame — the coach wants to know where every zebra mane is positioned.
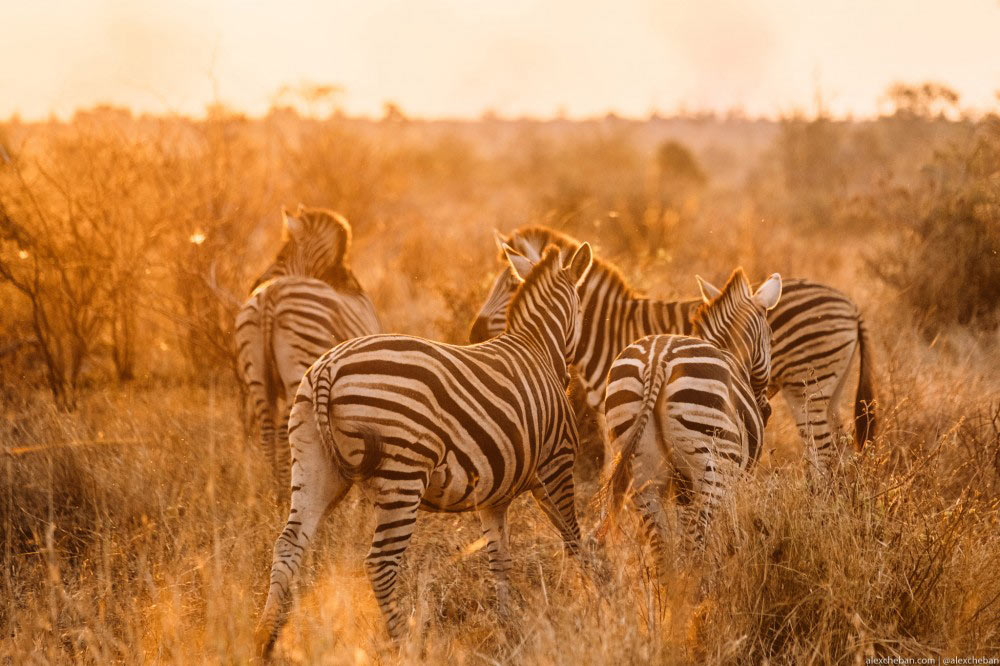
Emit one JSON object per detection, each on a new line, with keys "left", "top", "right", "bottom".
{"left": 691, "top": 268, "right": 753, "bottom": 334}
{"left": 501, "top": 225, "right": 638, "bottom": 299}
{"left": 505, "top": 245, "right": 565, "bottom": 328}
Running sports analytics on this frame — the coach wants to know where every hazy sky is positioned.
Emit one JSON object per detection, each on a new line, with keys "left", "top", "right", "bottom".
{"left": 2, "top": 0, "right": 998, "bottom": 120}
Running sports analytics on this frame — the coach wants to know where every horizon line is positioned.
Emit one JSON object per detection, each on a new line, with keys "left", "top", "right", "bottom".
{"left": 5, "top": 100, "right": 995, "bottom": 126}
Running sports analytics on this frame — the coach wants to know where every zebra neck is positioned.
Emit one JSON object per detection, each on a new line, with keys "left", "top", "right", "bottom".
{"left": 720, "top": 347, "right": 754, "bottom": 390}
{"left": 696, "top": 320, "right": 754, "bottom": 376}
{"left": 505, "top": 319, "right": 568, "bottom": 378}
{"left": 630, "top": 297, "right": 700, "bottom": 337}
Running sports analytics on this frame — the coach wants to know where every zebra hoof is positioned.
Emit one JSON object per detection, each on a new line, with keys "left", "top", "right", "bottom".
{"left": 253, "top": 622, "right": 277, "bottom": 661}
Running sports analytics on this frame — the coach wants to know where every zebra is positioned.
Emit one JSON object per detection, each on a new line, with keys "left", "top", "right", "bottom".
{"left": 601, "top": 269, "right": 781, "bottom": 576}
{"left": 254, "top": 240, "right": 594, "bottom": 656}
{"left": 236, "top": 206, "right": 380, "bottom": 493}
{"left": 469, "top": 226, "right": 876, "bottom": 477}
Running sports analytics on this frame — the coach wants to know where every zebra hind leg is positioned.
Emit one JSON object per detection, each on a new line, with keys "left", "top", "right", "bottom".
{"left": 274, "top": 409, "right": 292, "bottom": 502}
{"left": 255, "top": 422, "right": 349, "bottom": 658}
{"left": 478, "top": 504, "right": 513, "bottom": 609}
{"left": 783, "top": 383, "right": 837, "bottom": 482}
{"left": 683, "top": 455, "right": 725, "bottom": 552}
{"left": 632, "top": 478, "right": 672, "bottom": 587}
{"left": 365, "top": 481, "right": 426, "bottom": 641}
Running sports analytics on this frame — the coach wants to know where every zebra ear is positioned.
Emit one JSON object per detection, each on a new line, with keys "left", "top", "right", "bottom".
{"left": 564, "top": 242, "right": 593, "bottom": 287}
{"left": 493, "top": 229, "right": 509, "bottom": 252}
{"left": 753, "top": 273, "right": 782, "bottom": 311}
{"left": 697, "top": 275, "right": 722, "bottom": 304}
{"left": 502, "top": 243, "right": 535, "bottom": 283}
{"left": 282, "top": 206, "right": 305, "bottom": 241}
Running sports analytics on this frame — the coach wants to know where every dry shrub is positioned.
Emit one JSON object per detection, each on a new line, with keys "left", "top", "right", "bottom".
{"left": 510, "top": 126, "right": 650, "bottom": 245}
{"left": 869, "top": 120, "right": 1000, "bottom": 334}
{"left": 769, "top": 114, "right": 848, "bottom": 228}
{"left": 0, "top": 117, "right": 178, "bottom": 403}
{"left": 702, "top": 451, "right": 1000, "bottom": 664}
{"left": 1, "top": 386, "right": 277, "bottom": 662}
{"left": 278, "top": 114, "right": 388, "bottom": 227}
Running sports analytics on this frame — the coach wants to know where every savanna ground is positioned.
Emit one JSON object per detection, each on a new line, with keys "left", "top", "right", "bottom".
{"left": 2, "top": 86, "right": 1000, "bottom": 663}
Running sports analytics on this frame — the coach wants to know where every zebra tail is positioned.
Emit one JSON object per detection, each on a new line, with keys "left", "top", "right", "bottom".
{"left": 310, "top": 365, "right": 383, "bottom": 482}
{"left": 260, "top": 292, "right": 280, "bottom": 417}
{"left": 596, "top": 357, "right": 667, "bottom": 536}
{"left": 257, "top": 293, "right": 280, "bottom": 465}
{"left": 854, "top": 317, "right": 877, "bottom": 449}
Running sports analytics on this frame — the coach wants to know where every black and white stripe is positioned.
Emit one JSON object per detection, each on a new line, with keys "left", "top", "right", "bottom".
{"left": 236, "top": 206, "right": 379, "bottom": 493}
{"left": 601, "top": 269, "right": 781, "bottom": 576}
{"left": 469, "top": 226, "right": 876, "bottom": 476}
{"left": 255, "top": 241, "right": 594, "bottom": 655}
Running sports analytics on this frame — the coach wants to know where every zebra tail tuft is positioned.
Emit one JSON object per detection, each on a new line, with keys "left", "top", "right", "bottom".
{"left": 311, "top": 367, "right": 383, "bottom": 481}
{"left": 335, "top": 427, "right": 384, "bottom": 481}
{"left": 595, "top": 356, "right": 667, "bottom": 537}
{"left": 854, "top": 317, "right": 877, "bottom": 449}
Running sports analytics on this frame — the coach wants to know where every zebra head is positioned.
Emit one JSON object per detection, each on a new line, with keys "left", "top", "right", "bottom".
{"left": 469, "top": 226, "right": 580, "bottom": 344}
{"left": 253, "top": 205, "right": 356, "bottom": 290}
{"left": 499, "top": 240, "right": 593, "bottom": 374}
{"left": 692, "top": 269, "right": 782, "bottom": 415}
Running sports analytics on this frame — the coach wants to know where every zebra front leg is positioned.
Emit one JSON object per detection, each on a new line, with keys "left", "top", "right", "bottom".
{"left": 585, "top": 385, "right": 612, "bottom": 471}
{"left": 478, "top": 504, "right": 513, "bottom": 608}
{"left": 365, "top": 483, "right": 425, "bottom": 641}
{"left": 593, "top": 407, "right": 612, "bottom": 470}
{"left": 255, "top": 402, "right": 349, "bottom": 658}
{"left": 531, "top": 458, "right": 582, "bottom": 556}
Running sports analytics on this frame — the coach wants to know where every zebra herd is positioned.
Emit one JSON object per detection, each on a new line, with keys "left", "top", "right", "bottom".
{"left": 237, "top": 206, "right": 877, "bottom": 657}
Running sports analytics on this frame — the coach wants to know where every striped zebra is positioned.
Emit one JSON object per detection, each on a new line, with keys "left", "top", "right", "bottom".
{"left": 255, "top": 241, "right": 593, "bottom": 656}
{"left": 601, "top": 269, "right": 781, "bottom": 573}
{"left": 236, "top": 206, "right": 380, "bottom": 493}
{"left": 469, "top": 226, "right": 876, "bottom": 476}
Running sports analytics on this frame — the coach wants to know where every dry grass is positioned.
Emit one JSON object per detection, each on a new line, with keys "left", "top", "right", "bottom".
{"left": 2, "top": 107, "right": 1000, "bottom": 663}
{"left": 5, "top": 375, "right": 999, "bottom": 664}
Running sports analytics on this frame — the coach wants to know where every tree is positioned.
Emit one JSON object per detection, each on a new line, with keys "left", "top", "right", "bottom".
{"left": 882, "top": 82, "right": 961, "bottom": 119}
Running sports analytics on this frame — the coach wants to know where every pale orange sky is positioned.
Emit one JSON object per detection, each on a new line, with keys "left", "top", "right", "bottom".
{"left": 2, "top": 0, "right": 999, "bottom": 120}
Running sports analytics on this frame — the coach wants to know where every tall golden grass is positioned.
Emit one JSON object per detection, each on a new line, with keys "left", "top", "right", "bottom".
{"left": 2, "top": 103, "right": 999, "bottom": 663}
